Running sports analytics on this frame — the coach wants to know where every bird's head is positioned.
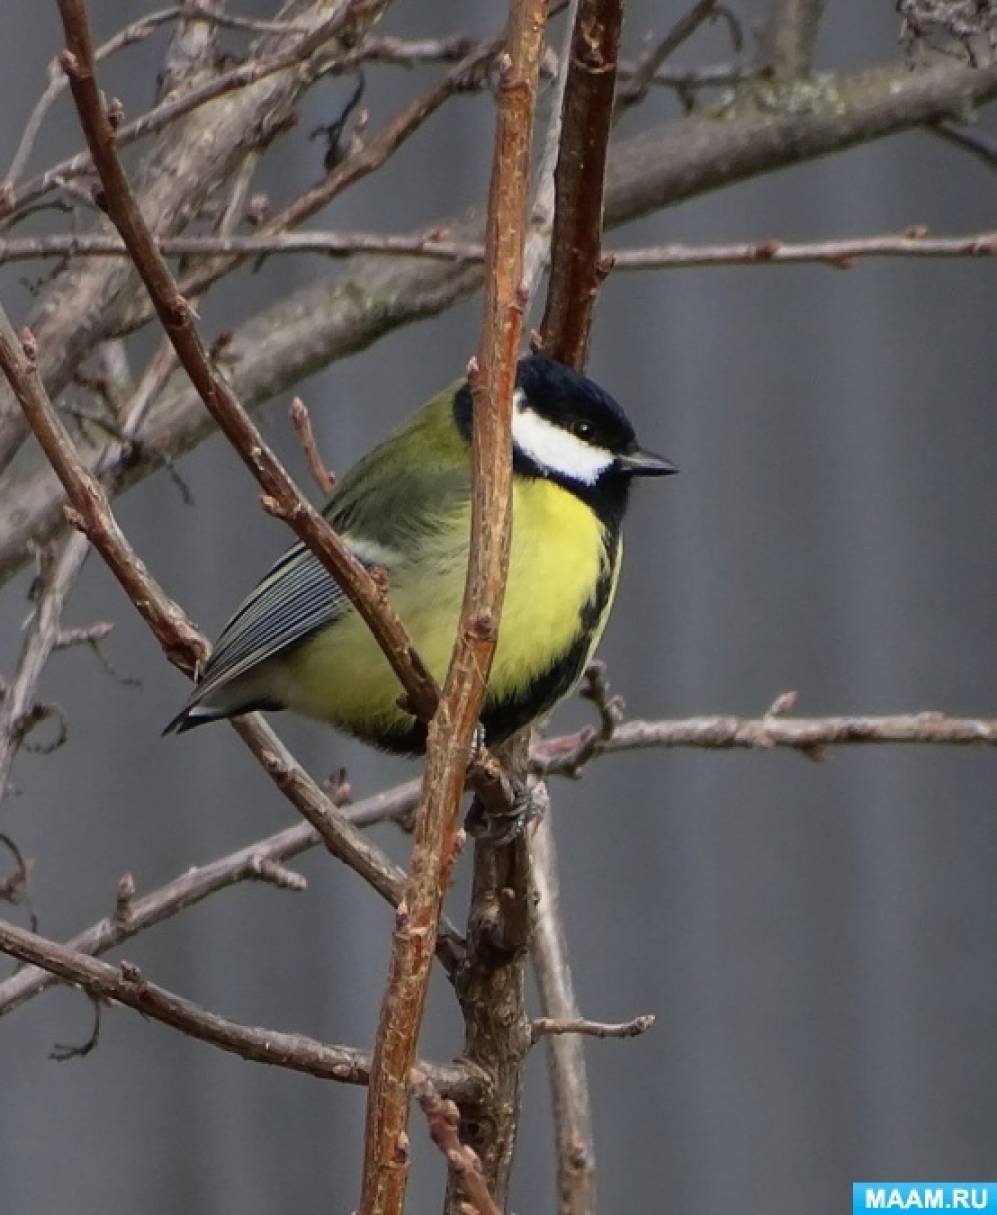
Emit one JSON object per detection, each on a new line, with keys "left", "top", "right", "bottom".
{"left": 455, "top": 355, "right": 675, "bottom": 516}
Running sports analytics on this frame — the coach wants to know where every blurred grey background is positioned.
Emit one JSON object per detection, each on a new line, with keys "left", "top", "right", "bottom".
{"left": 2, "top": 2, "right": 995, "bottom": 1212}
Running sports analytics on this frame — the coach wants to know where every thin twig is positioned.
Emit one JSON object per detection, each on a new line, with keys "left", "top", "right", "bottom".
{"left": 0, "top": 918, "right": 484, "bottom": 1101}
{"left": 289, "top": 396, "right": 336, "bottom": 495}
{"left": 533, "top": 710, "right": 997, "bottom": 775}
{"left": 417, "top": 1085, "right": 503, "bottom": 1215}
{"left": 531, "top": 1014, "right": 656, "bottom": 1043}
{"left": 358, "top": 3, "right": 546, "bottom": 1211}
{"left": 0, "top": 538, "right": 88, "bottom": 801}
{"left": 616, "top": 0, "right": 720, "bottom": 110}
{"left": 932, "top": 120, "right": 997, "bottom": 169}
{"left": 530, "top": 807, "right": 598, "bottom": 1215}
{"left": 7, "top": 228, "right": 997, "bottom": 267}
{"left": 606, "top": 231, "right": 997, "bottom": 267}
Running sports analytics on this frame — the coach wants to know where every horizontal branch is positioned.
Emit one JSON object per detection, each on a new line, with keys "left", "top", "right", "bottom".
{"left": 608, "top": 230, "right": 997, "bottom": 268}
{"left": 534, "top": 710, "right": 997, "bottom": 775}
{"left": 0, "top": 917, "right": 485, "bottom": 1102}
{"left": 530, "top": 1014, "right": 656, "bottom": 1043}
{"left": 4, "top": 228, "right": 995, "bottom": 270}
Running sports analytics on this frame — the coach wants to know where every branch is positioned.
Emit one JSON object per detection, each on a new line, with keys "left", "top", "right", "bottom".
{"left": 607, "top": 230, "right": 997, "bottom": 268}
{"left": 0, "top": 305, "right": 463, "bottom": 975}
{"left": 533, "top": 709, "right": 997, "bottom": 775}
{"left": 0, "top": 538, "right": 89, "bottom": 800}
{"left": 615, "top": 0, "right": 720, "bottom": 110}
{"left": 9, "top": 227, "right": 997, "bottom": 269}
{"left": 0, "top": 779, "right": 419, "bottom": 1018}
{"left": 538, "top": 0, "right": 623, "bottom": 367}
{"left": 932, "top": 119, "right": 997, "bottom": 169}
{"left": 0, "top": 231, "right": 486, "bottom": 266}
{"left": 531, "top": 1014, "right": 656, "bottom": 1043}
{"left": 55, "top": 0, "right": 440, "bottom": 726}
{"left": 289, "top": 396, "right": 336, "bottom": 495}
{"left": 530, "top": 808, "right": 598, "bottom": 1215}
{"left": 606, "top": 59, "right": 997, "bottom": 227}
{"left": 417, "top": 1086, "right": 503, "bottom": 1215}
{"left": 358, "top": 2, "right": 546, "bottom": 1210}
{"left": 0, "top": 918, "right": 484, "bottom": 1102}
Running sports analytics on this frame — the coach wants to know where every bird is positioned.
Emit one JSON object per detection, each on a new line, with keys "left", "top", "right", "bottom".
{"left": 165, "top": 355, "right": 675, "bottom": 755}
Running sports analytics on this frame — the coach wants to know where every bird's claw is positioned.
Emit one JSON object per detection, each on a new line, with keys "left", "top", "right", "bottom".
{"left": 463, "top": 777, "right": 543, "bottom": 846}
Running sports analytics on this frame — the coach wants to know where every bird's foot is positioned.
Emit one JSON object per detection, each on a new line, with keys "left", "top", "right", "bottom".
{"left": 463, "top": 775, "right": 543, "bottom": 847}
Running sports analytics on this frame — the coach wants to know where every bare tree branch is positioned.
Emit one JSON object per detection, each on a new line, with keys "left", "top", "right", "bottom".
{"left": 932, "top": 119, "right": 997, "bottom": 168}
{"left": 534, "top": 709, "right": 997, "bottom": 775}
{"left": 359, "top": 2, "right": 546, "bottom": 1209}
{"left": 530, "top": 807, "right": 598, "bottom": 1215}
{"left": 7, "top": 227, "right": 996, "bottom": 268}
{"left": 0, "top": 918, "right": 484, "bottom": 1101}
{"left": 531, "top": 1014, "right": 656, "bottom": 1043}
{"left": 606, "top": 59, "right": 997, "bottom": 227}
{"left": 418, "top": 1084, "right": 503, "bottom": 1215}
{"left": 607, "top": 230, "right": 997, "bottom": 268}
{"left": 289, "top": 396, "right": 337, "bottom": 495}
{"left": 616, "top": 0, "right": 720, "bottom": 110}
{"left": 538, "top": 0, "right": 623, "bottom": 367}
{"left": 0, "top": 538, "right": 88, "bottom": 800}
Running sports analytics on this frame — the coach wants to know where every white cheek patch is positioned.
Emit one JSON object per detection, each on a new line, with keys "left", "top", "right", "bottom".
{"left": 512, "top": 395, "right": 614, "bottom": 486}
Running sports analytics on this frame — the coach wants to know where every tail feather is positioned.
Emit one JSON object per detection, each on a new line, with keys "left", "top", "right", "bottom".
{"left": 162, "top": 702, "right": 229, "bottom": 736}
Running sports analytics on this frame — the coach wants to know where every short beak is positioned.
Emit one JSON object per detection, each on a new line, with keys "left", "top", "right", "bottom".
{"left": 616, "top": 448, "right": 678, "bottom": 477}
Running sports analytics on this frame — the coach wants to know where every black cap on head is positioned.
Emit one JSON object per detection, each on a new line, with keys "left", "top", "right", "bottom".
{"left": 516, "top": 355, "right": 638, "bottom": 456}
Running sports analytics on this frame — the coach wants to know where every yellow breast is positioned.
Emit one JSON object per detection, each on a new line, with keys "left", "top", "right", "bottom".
{"left": 278, "top": 477, "right": 617, "bottom": 737}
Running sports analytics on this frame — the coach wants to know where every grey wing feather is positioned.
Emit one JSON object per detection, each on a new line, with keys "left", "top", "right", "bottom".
{"left": 192, "top": 543, "right": 351, "bottom": 702}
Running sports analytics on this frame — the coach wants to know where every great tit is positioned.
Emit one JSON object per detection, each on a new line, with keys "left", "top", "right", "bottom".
{"left": 165, "top": 355, "right": 675, "bottom": 752}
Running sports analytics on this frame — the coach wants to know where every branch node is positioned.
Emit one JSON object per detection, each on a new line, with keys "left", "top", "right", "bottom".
{"left": 18, "top": 327, "right": 38, "bottom": 364}
{"left": 114, "top": 872, "right": 136, "bottom": 926}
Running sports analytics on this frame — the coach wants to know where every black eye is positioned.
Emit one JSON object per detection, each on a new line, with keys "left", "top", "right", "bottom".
{"left": 571, "top": 419, "right": 595, "bottom": 441}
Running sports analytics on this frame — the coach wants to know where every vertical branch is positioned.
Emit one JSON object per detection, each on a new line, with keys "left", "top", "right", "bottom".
{"left": 449, "top": 733, "right": 536, "bottom": 1212}
{"left": 358, "top": 2, "right": 546, "bottom": 1212}
{"left": 534, "top": 4, "right": 624, "bottom": 1212}
{"left": 530, "top": 807, "right": 597, "bottom": 1215}
{"left": 538, "top": 0, "right": 623, "bottom": 368}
